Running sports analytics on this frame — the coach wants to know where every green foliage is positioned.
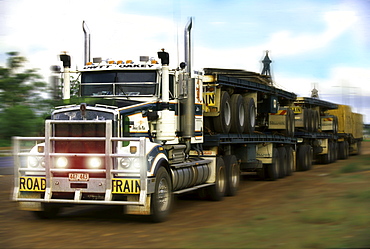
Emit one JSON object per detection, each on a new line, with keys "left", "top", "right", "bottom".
{"left": 0, "top": 52, "right": 48, "bottom": 110}
{"left": 0, "top": 105, "right": 44, "bottom": 139}
{"left": 0, "top": 52, "right": 50, "bottom": 141}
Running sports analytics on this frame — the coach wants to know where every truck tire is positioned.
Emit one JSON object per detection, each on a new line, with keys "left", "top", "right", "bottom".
{"left": 286, "top": 146, "right": 294, "bottom": 176}
{"left": 243, "top": 96, "right": 256, "bottom": 134}
{"left": 330, "top": 141, "right": 337, "bottom": 163}
{"left": 214, "top": 91, "right": 231, "bottom": 134}
{"left": 207, "top": 156, "right": 226, "bottom": 201}
{"left": 297, "top": 144, "right": 311, "bottom": 171}
{"left": 356, "top": 141, "right": 362, "bottom": 155}
{"left": 230, "top": 94, "right": 245, "bottom": 134}
{"left": 150, "top": 166, "right": 173, "bottom": 223}
{"left": 266, "top": 148, "right": 280, "bottom": 181}
{"left": 320, "top": 141, "right": 332, "bottom": 164}
{"left": 313, "top": 110, "right": 320, "bottom": 132}
{"left": 33, "top": 203, "right": 61, "bottom": 219}
{"left": 308, "top": 109, "right": 314, "bottom": 132}
{"left": 338, "top": 142, "right": 345, "bottom": 160}
{"left": 333, "top": 142, "right": 338, "bottom": 162}
{"left": 278, "top": 147, "right": 287, "bottom": 178}
{"left": 303, "top": 109, "right": 309, "bottom": 131}
{"left": 344, "top": 141, "right": 349, "bottom": 159}
{"left": 283, "top": 109, "right": 295, "bottom": 137}
{"left": 224, "top": 155, "right": 240, "bottom": 196}
{"left": 333, "top": 116, "right": 338, "bottom": 134}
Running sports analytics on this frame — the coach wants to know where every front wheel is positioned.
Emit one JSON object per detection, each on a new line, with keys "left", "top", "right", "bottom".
{"left": 224, "top": 155, "right": 240, "bottom": 196}
{"left": 207, "top": 157, "right": 226, "bottom": 201}
{"left": 150, "top": 167, "right": 173, "bottom": 223}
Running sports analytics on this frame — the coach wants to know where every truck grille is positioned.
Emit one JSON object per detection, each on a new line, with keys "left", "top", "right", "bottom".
{"left": 54, "top": 123, "right": 106, "bottom": 153}
{"left": 52, "top": 123, "right": 107, "bottom": 177}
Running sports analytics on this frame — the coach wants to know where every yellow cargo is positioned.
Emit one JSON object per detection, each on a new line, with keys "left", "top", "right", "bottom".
{"left": 351, "top": 113, "right": 363, "bottom": 139}
{"left": 327, "top": 105, "right": 363, "bottom": 138}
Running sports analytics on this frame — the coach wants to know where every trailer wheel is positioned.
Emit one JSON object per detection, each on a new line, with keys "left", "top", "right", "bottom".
{"left": 286, "top": 146, "right": 294, "bottom": 176}
{"left": 33, "top": 203, "right": 61, "bottom": 219}
{"left": 333, "top": 116, "right": 338, "bottom": 134}
{"left": 330, "top": 141, "right": 337, "bottom": 163}
{"left": 224, "top": 155, "right": 240, "bottom": 196}
{"left": 207, "top": 157, "right": 226, "bottom": 201}
{"left": 308, "top": 109, "right": 315, "bottom": 132}
{"left": 283, "top": 109, "right": 295, "bottom": 137}
{"left": 356, "top": 141, "right": 362, "bottom": 155}
{"left": 320, "top": 141, "right": 332, "bottom": 164}
{"left": 266, "top": 148, "right": 279, "bottom": 181}
{"left": 303, "top": 109, "right": 310, "bottom": 131}
{"left": 278, "top": 147, "right": 287, "bottom": 178}
{"left": 338, "top": 142, "right": 345, "bottom": 160}
{"left": 312, "top": 110, "right": 320, "bottom": 132}
{"left": 243, "top": 96, "right": 256, "bottom": 134}
{"left": 344, "top": 141, "right": 349, "bottom": 159}
{"left": 338, "top": 141, "right": 349, "bottom": 160}
{"left": 150, "top": 166, "right": 173, "bottom": 223}
{"left": 289, "top": 109, "right": 295, "bottom": 136}
{"left": 333, "top": 142, "right": 338, "bottom": 162}
{"left": 297, "top": 144, "right": 311, "bottom": 171}
{"left": 230, "top": 94, "right": 245, "bottom": 134}
{"left": 214, "top": 91, "right": 231, "bottom": 134}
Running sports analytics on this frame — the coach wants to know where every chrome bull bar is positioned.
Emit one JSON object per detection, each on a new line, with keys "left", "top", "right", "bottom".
{"left": 12, "top": 120, "right": 148, "bottom": 206}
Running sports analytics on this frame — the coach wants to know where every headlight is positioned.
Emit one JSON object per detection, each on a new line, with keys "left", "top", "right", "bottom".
{"left": 28, "top": 157, "right": 39, "bottom": 168}
{"left": 119, "top": 158, "right": 131, "bottom": 169}
{"left": 132, "top": 158, "right": 141, "bottom": 169}
{"left": 87, "top": 157, "right": 102, "bottom": 169}
{"left": 118, "top": 158, "right": 141, "bottom": 170}
{"left": 55, "top": 157, "right": 68, "bottom": 168}
{"left": 28, "top": 157, "right": 45, "bottom": 168}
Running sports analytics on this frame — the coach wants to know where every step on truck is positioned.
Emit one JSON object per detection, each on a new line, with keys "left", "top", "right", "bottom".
{"left": 13, "top": 19, "right": 299, "bottom": 222}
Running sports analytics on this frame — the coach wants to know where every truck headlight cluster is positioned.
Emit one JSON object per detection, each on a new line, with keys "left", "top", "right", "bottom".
{"left": 54, "top": 156, "right": 104, "bottom": 169}
{"left": 119, "top": 158, "right": 141, "bottom": 170}
{"left": 27, "top": 157, "right": 45, "bottom": 168}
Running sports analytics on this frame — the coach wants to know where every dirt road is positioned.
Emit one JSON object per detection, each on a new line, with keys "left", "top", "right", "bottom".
{"left": 1, "top": 142, "right": 370, "bottom": 248}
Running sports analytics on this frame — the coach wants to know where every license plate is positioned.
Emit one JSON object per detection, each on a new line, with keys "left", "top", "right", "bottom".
{"left": 69, "top": 173, "right": 89, "bottom": 181}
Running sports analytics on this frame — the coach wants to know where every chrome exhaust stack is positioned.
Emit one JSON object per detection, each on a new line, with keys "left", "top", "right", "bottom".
{"left": 184, "top": 17, "right": 192, "bottom": 75}
{"left": 83, "top": 21, "right": 91, "bottom": 65}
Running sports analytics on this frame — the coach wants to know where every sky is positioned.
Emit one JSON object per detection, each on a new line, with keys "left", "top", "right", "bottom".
{"left": 1, "top": 0, "right": 370, "bottom": 123}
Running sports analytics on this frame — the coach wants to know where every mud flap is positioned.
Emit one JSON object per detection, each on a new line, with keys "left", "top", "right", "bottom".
{"left": 18, "top": 192, "right": 42, "bottom": 211}
{"left": 125, "top": 195, "right": 151, "bottom": 215}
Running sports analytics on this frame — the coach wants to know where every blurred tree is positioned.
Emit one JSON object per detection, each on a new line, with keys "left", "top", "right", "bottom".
{"left": 0, "top": 52, "right": 50, "bottom": 144}
{"left": 0, "top": 52, "right": 48, "bottom": 109}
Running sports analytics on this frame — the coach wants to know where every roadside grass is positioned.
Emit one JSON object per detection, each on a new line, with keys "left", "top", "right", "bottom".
{"left": 178, "top": 157, "right": 370, "bottom": 249}
{"left": 337, "top": 154, "right": 370, "bottom": 174}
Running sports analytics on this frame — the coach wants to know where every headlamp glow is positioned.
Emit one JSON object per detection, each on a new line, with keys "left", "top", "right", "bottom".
{"left": 87, "top": 157, "right": 102, "bottom": 169}
{"left": 56, "top": 157, "right": 68, "bottom": 168}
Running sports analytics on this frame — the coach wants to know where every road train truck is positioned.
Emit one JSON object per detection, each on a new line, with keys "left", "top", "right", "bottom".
{"left": 13, "top": 19, "right": 301, "bottom": 222}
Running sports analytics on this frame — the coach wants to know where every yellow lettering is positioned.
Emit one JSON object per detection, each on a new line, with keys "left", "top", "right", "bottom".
{"left": 19, "top": 177, "right": 46, "bottom": 192}
{"left": 112, "top": 179, "right": 140, "bottom": 194}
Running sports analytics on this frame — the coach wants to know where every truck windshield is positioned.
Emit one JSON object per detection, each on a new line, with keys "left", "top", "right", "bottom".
{"left": 81, "top": 70, "right": 157, "bottom": 97}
